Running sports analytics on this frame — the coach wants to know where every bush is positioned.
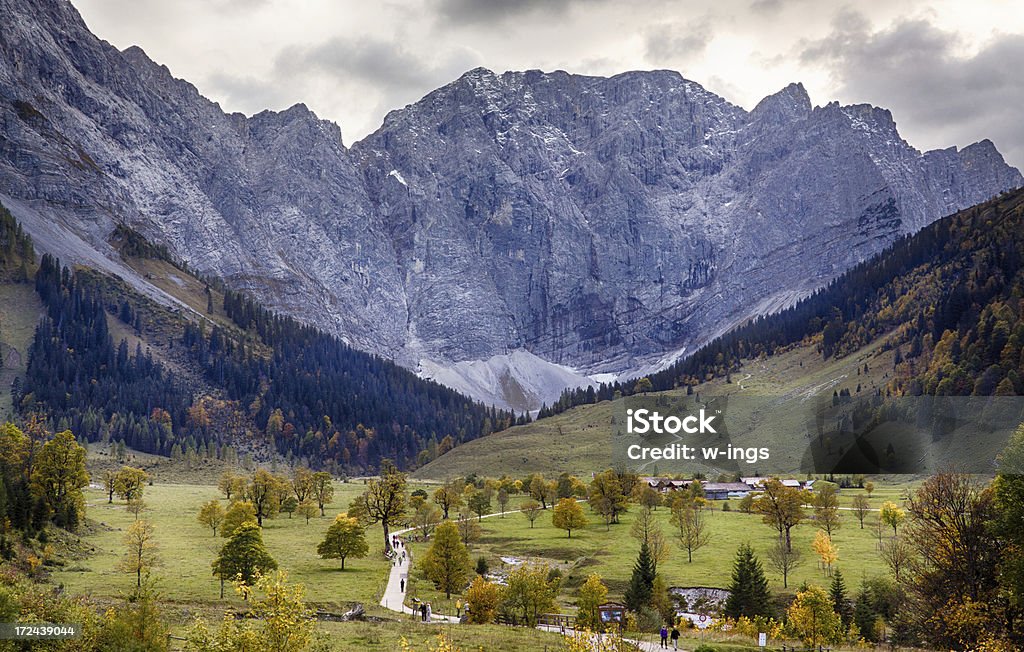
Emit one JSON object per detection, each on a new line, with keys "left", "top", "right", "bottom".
{"left": 475, "top": 556, "right": 489, "bottom": 576}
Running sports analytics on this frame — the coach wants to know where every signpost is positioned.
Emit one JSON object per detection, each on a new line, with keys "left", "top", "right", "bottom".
{"left": 759, "top": 632, "right": 767, "bottom": 647}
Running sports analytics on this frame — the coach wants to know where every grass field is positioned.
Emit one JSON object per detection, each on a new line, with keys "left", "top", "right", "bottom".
{"left": 49, "top": 454, "right": 928, "bottom": 650}
{"left": 404, "top": 479, "right": 920, "bottom": 614}
{"left": 53, "top": 481, "right": 393, "bottom": 609}
{"left": 414, "top": 335, "right": 902, "bottom": 481}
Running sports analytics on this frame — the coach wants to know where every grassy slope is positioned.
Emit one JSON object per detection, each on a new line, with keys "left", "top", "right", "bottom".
{"left": 415, "top": 334, "right": 901, "bottom": 480}
{"left": 0, "top": 283, "right": 42, "bottom": 420}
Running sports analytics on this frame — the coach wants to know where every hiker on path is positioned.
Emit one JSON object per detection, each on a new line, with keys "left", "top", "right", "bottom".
{"left": 456, "top": 600, "right": 462, "bottom": 618}
{"left": 671, "top": 626, "right": 680, "bottom": 650}
{"left": 660, "top": 625, "right": 668, "bottom": 648}
{"left": 400, "top": 577, "right": 405, "bottom": 592}
{"left": 420, "top": 602, "right": 427, "bottom": 622}
{"left": 426, "top": 602, "right": 432, "bottom": 623}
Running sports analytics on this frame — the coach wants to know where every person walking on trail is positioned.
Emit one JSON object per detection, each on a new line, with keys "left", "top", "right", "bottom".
{"left": 670, "top": 626, "right": 680, "bottom": 650}
{"left": 400, "top": 577, "right": 405, "bottom": 592}
{"left": 456, "top": 599, "right": 462, "bottom": 618}
{"left": 660, "top": 625, "right": 668, "bottom": 648}
{"left": 426, "top": 602, "right": 432, "bottom": 623}
{"left": 420, "top": 602, "right": 427, "bottom": 622}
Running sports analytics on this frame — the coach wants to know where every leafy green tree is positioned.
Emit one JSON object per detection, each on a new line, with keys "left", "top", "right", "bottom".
{"left": 96, "top": 579, "right": 169, "bottom": 652}
{"left": 521, "top": 499, "right": 543, "bottom": 528}
{"left": 552, "top": 498, "right": 587, "bottom": 538}
{"left": 221, "top": 500, "right": 258, "bottom": 537}
{"left": 851, "top": 494, "right": 871, "bottom": 528}
{"left": 290, "top": 467, "right": 314, "bottom": 503}
{"left": 212, "top": 522, "right": 277, "bottom": 599}
{"left": 498, "top": 564, "right": 559, "bottom": 627}
{"left": 903, "top": 473, "right": 1002, "bottom": 649}
{"left": 669, "top": 494, "right": 708, "bottom": 563}
{"left": 753, "top": 478, "right": 807, "bottom": 551}
{"left": 813, "top": 481, "right": 841, "bottom": 536}
{"left": 421, "top": 520, "right": 470, "bottom": 599}
{"left": 30, "top": 430, "right": 88, "bottom": 529}
{"left": 624, "top": 541, "right": 656, "bottom": 612}
{"left": 280, "top": 495, "right": 298, "bottom": 518}
{"left": 414, "top": 501, "right": 442, "bottom": 538}
{"left": 529, "top": 474, "right": 555, "bottom": 510}
{"left": 993, "top": 424, "right": 1024, "bottom": 646}
{"left": 467, "top": 489, "right": 492, "bottom": 521}
{"left": 245, "top": 469, "right": 287, "bottom": 526}
{"left": 588, "top": 469, "right": 628, "bottom": 528}
{"left": 186, "top": 570, "right": 316, "bottom": 652}
{"left": 310, "top": 471, "right": 334, "bottom": 516}
{"left": 298, "top": 500, "right": 318, "bottom": 524}
{"left": 433, "top": 480, "right": 464, "bottom": 519}
{"left": 316, "top": 515, "right": 368, "bottom": 570}
{"left": 348, "top": 461, "right": 406, "bottom": 552}
{"left": 723, "top": 543, "right": 771, "bottom": 619}
{"left": 114, "top": 466, "right": 149, "bottom": 502}
{"left": 198, "top": 500, "right": 225, "bottom": 536}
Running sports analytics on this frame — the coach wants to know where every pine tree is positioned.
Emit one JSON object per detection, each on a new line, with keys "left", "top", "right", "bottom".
{"left": 723, "top": 543, "right": 771, "bottom": 619}
{"left": 830, "top": 568, "right": 852, "bottom": 627}
{"left": 624, "top": 541, "right": 657, "bottom": 612}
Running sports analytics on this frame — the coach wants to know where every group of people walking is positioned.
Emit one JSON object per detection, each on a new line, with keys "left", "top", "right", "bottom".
{"left": 658, "top": 625, "right": 681, "bottom": 649}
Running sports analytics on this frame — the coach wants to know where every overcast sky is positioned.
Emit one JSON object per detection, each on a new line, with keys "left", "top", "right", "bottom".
{"left": 73, "top": 0, "right": 1024, "bottom": 169}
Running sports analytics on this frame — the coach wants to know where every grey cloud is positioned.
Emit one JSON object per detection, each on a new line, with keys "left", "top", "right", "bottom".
{"left": 434, "top": 0, "right": 599, "bottom": 25}
{"left": 802, "top": 15, "right": 1024, "bottom": 169}
{"left": 206, "top": 71, "right": 297, "bottom": 114}
{"left": 749, "top": 0, "right": 782, "bottom": 12}
{"left": 645, "top": 18, "right": 713, "bottom": 64}
{"left": 276, "top": 35, "right": 482, "bottom": 93}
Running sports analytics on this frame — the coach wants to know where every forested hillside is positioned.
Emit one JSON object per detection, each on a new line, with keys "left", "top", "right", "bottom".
{"left": 8, "top": 210, "right": 516, "bottom": 473}
{"left": 546, "top": 186, "right": 1024, "bottom": 416}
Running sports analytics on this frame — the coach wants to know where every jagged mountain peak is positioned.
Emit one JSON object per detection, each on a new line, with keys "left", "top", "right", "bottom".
{"left": 0, "top": 0, "right": 1021, "bottom": 412}
{"left": 751, "top": 82, "right": 812, "bottom": 123}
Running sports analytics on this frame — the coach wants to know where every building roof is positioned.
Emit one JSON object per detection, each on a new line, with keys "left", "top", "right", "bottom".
{"left": 702, "top": 482, "right": 752, "bottom": 492}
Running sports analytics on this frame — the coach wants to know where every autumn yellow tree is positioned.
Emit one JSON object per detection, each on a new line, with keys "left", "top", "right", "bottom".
{"left": 880, "top": 501, "right": 905, "bottom": 536}
{"left": 422, "top": 520, "right": 471, "bottom": 599}
{"left": 197, "top": 500, "right": 225, "bottom": 536}
{"left": 785, "top": 584, "right": 843, "bottom": 647}
{"left": 575, "top": 573, "right": 608, "bottom": 630}
{"left": 119, "top": 519, "right": 160, "bottom": 589}
{"left": 465, "top": 575, "right": 499, "bottom": 624}
{"left": 552, "top": 498, "right": 587, "bottom": 538}
{"left": 31, "top": 429, "right": 89, "bottom": 529}
{"left": 811, "top": 530, "right": 838, "bottom": 576}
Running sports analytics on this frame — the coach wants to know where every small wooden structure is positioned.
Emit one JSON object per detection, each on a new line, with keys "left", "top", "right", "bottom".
{"left": 597, "top": 602, "right": 627, "bottom": 629}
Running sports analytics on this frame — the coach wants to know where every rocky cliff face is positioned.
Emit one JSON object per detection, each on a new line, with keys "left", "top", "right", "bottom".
{"left": 1, "top": 0, "right": 1020, "bottom": 410}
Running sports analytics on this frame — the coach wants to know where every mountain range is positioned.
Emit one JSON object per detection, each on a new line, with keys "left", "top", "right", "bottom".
{"left": 1, "top": 0, "right": 1020, "bottom": 411}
